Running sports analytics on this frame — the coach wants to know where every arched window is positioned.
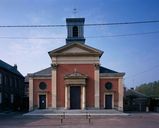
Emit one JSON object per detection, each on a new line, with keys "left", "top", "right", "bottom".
{"left": 73, "top": 26, "right": 78, "bottom": 37}
{"left": 39, "top": 82, "right": 47, "bottom": 90}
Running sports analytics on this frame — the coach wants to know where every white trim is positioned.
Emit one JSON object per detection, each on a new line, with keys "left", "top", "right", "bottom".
{"left": 52, "top": 56, "right": 99, "bottom": 64}
{"left": 38, "top": 93, "right": 48, "bottom": 109}
{"left": 104, "top": 92, "right": 114, "bottom": 109}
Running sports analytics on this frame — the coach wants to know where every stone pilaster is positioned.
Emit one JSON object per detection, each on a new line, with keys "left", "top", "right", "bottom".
{"left": 82, "top": 86, "right": 86, "bottom": 109}
{"left": 51, "top": 64, "right": 57, "bottom": 108}
{"left": 29, "top": 77, "right": 33, "bottom": 111}
{"left": 94, "top": 64, "right": 100, "bottom": 108}
{"left": 118, "top": 78, "right": 124, "bottom": 111}
{"left": 65, "top": 86, "right": 68, "bottom": 109}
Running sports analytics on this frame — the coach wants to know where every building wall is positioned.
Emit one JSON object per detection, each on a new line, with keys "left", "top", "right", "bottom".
{"left": 99, "top": 78, "right": 119, "bottom": 109}
{"left": 33, "top": 79, "right": 52, "bottom": 108}
{"left": 0, "top": 68, "right": 24, "bottom": 111}
{"left": 57, "top": 64, "right": 95, "bottom": 108}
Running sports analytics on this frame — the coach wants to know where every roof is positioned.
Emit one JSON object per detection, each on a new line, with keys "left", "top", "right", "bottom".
{"left": 125, "top": 89, "right": 148, "bottom": 98}
{"left": 100, "top": 66, "right": 118, "bottom": 73}
{"left": 29, "top": 65, "right": 123, "bottom": 78}
{"left": 28, "top": 67, "right": 52, "bottom": 77}
{"left": 0, "top": 59, "right": 23, "bottom": 77}
{"left": 66, "top": 18, "right": 85, "bottom": 23}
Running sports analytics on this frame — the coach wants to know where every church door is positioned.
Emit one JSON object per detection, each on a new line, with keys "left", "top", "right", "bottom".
{"left": 70, "top": 86, "right": 81, "bottom": 109}
{"left": 105, "top": 94, "right": 112, "bottom": 109}
{"left": 39, "top": 95, "right": 46, "bottom": 109}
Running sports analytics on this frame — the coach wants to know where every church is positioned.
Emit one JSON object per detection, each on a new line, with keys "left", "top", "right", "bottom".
{"left": 28, "top": 18, "right": 125, "bottom": 111}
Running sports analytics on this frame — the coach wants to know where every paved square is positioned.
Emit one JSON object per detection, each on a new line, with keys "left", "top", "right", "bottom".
{"left": 0, "top": 113, "right": 159, "bottom": 128}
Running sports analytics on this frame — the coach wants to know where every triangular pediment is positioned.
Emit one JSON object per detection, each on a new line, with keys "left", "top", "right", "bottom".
{"left": 61, "top": 47, "right": 89, "bottom": 54}
{"left": 48, "top": 43, "right": 103, "bottom": 57}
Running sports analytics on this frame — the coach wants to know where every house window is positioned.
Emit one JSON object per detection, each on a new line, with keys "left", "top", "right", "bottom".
{"left": 73, "top": 26, "right": 78, "bottom": 37}
{"left": 10, "top": 78, "right": 12, "bottom": 86}
{"left": 15, "top": 78, "right": 17, "bottom": 88}
{"left": 0, "top": 73, "right": 2, "bottom": 84}
{"left": 4, "top": 75, "right": 6, "bottom": 85}
{"left": 0, "top": 93, "right": 1, "bottom": 104}
{"left": 11, "top": 94, "right": 14, "bottom": 103}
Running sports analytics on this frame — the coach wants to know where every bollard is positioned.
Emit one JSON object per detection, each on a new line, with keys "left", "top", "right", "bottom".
{"left": 86, "top": 112, "right": 88, "bottom": 119}
{"left": 88, "top": 114, "right": 91, "bottom": 124}
{"left": 60, "top": 115, "right": 63, "bottom": 124}
{"left": 63, "top": 112, "right": 65, "bottom": 119}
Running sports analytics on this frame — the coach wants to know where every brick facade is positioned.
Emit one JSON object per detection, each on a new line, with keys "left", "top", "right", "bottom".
{"left": 28, "top": 17, "right": 125, "bottom": 111}
{"left": 57, "top": 64, "right": 95, "bottom": 108}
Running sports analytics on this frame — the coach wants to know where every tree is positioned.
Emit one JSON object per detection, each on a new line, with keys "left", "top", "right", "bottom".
{"left": 135, "top": 80, "right": 159, "bottom": 97}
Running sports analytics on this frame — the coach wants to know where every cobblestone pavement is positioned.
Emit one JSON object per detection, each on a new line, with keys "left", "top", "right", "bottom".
{"left": 0, "top": 113, "right": 159, "bottom": 128}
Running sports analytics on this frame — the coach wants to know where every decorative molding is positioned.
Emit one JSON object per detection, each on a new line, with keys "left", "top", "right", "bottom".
{"left": 51, "top": 64, "right": 58, "bottom": 70}
{"left": 100, "top": 73, "right": 125, "bottom": 77}
{"left": 94, "top": 63, "right": 100, "bottom": 70}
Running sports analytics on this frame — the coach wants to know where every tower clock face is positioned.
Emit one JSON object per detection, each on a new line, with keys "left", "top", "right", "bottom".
{"left": 105, "top": 82, "right": 112, "bottom": 90}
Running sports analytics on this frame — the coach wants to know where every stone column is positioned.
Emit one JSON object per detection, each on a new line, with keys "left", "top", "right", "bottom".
{"left": 118, "top": 78, "right": 124, "bottom": 111}
{"left": 29, "top": 77, "right": 33, "bottom": 111}
{"left": 94, "top": 64, "right": 100, "bottom": 108}
{"left": 82, "top": 86, "right": 86, "bottom": 109}
{"left": 51, "top": 64, "right": 57, "bottom": 109}
{"left": 65, "top": 86, "right": 68, "bottom": 109}
{"left": 67, "top": 86, "right": 70, "bottom": 109}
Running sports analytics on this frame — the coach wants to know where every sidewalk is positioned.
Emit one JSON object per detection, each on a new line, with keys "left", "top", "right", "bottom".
{"left": 24, "top": 109, "right": 129, "bottom": 116}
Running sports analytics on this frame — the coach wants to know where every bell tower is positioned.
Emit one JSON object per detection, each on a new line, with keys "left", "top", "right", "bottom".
{"left": 66, "top": 18, "right": 85, "bottom": 44}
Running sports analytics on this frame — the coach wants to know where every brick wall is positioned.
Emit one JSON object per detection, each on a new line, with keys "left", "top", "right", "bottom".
{"left": 57, "top": 64, "right": 95, "bottom": 108}
{"left": 100, "top": 78, "right": 119, "bottom": 109}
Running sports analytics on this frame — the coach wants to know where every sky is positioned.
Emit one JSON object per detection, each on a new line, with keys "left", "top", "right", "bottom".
{"left": 0, "top": 0, "right": 159, "bottom": 88}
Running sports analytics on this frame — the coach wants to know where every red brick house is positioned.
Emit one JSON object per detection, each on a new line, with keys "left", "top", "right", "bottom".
{"left": 28, "top": 18, "right": 125, "bottom": 111}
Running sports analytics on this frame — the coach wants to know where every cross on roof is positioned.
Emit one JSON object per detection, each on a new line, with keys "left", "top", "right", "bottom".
{"left": 73, "top": 8, "right": 78, "bottom": 17}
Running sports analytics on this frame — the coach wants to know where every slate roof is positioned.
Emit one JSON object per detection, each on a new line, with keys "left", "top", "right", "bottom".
{"left": 0, "top": 59, "right": 23, "bottom": 77}
{"left": 29, "top": 67, "right": 52, "bottom": 77}
{"left": 29, "top": 66, "right": 119, "bottom": 77}
{"left": 100, "top": 66, "right": 118, "bottom": 73}
{"left": 125, "top": 89, "right": 148, "bottom": 98}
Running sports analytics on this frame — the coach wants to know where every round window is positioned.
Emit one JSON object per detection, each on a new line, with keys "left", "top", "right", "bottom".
{"left": 39, "top": 82, "right": 47, "bottom": 90}
{"left": 105, "top": 82, "right": 112, "bottom": 90}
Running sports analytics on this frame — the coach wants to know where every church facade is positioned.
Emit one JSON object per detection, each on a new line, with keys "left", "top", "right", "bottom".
{"left": 28, "top": 18, "right": 125, "bottom": 111}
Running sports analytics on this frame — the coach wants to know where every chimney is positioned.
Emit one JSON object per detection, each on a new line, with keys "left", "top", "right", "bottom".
{"left": 14, "top": 64, "right": 17, "bottom": 70}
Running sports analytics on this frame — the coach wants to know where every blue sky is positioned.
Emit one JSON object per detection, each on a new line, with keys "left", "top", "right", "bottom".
{"left": 0, "top": 0, "right": 159, "bottom": 88}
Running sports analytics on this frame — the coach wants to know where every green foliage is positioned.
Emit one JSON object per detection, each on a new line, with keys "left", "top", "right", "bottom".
{"left": 135, "top": 80, "right": 159, "bottom": 97}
